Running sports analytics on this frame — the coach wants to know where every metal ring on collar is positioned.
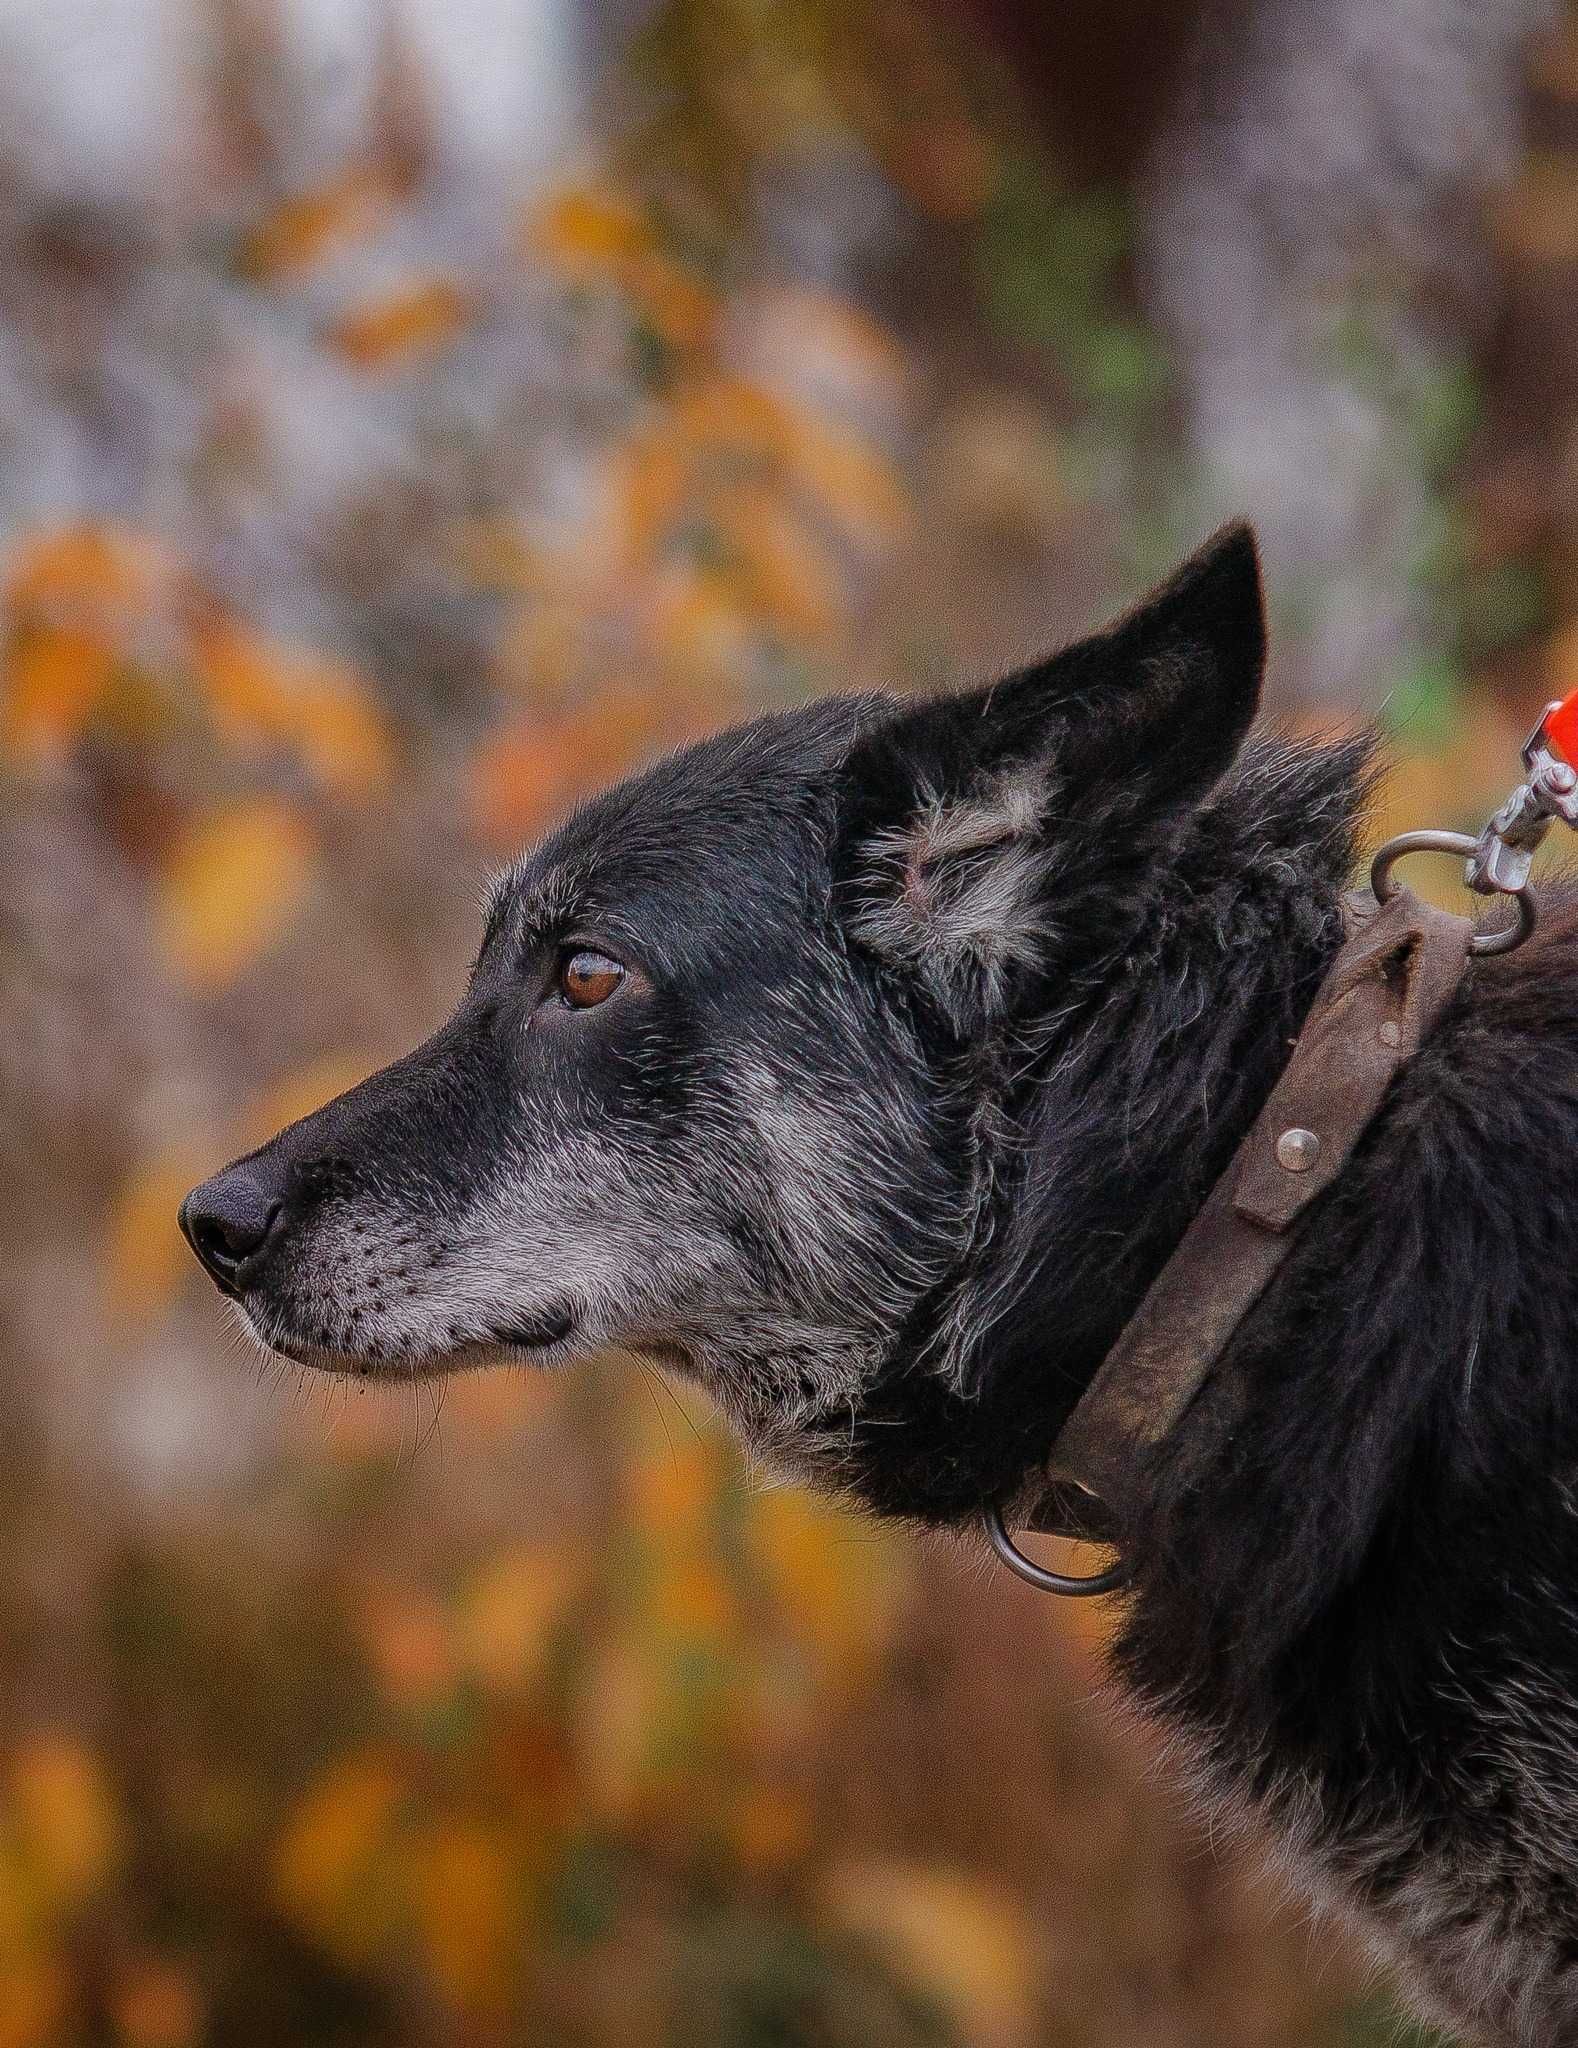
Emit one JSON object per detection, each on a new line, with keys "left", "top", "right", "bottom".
{"left": 982, "top": 1498, "right": 1131, "bottom": 1597}
{"left": 1370, "top": 829, "right": 1536, "bottom": 958}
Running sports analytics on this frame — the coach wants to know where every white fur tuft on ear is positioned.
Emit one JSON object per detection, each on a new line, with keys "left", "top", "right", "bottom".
{"left": 848, "top": 765, "right": 1049, "bottom": 1024}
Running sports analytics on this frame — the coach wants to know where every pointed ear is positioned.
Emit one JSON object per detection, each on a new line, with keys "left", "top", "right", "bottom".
{"left": 838, "top": 523, "right": 1266, "bottom": 1023}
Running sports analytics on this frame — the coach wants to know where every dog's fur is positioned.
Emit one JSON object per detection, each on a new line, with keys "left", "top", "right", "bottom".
{"left": 183, "top": 527, "right": 1578, "bottom": 2045}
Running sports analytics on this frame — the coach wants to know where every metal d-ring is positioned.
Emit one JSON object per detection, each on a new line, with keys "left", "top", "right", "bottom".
{"left": 982, "top": 1499, "right": 1131, "bottom": 1598}
{"left": 1370, "top": 829, "right": 1536, "bottom": 958}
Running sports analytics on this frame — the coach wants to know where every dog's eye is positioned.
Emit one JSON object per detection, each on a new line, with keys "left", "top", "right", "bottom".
{"left": 556, "top": 948, "right": 625, "bottom": 1009}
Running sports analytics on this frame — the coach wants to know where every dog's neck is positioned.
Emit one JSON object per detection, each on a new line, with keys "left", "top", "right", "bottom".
{"left": 837, "top": 730, "right": 1376, "bottom": 1524}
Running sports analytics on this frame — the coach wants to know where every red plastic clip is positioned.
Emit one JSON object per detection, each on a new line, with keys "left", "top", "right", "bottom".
{"left": 1545, "top": 689, "right": 1578, "bottom": 767}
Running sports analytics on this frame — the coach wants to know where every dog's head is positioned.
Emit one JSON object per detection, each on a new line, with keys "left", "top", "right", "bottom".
{"left": 181, "top": 527, "right": 1266, "bottom": 1492}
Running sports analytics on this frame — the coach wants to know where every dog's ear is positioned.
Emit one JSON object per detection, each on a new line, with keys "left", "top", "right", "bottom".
{"left": 838, "top": 523, "right": 1265, "bottom": 1024}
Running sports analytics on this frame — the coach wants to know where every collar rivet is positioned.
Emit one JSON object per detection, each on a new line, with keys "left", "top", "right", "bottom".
{"left": 1275, "top": 1126, "right": 1321, "bottom": 1173}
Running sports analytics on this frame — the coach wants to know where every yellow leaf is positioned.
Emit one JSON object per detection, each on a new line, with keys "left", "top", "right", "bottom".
{"left": 528, "top": 185, "right": 652, "bottom": 273}
{"left": 819, "top": 1858, "right": 1039, "bottom": 2048}
{"left": 11, "top": 1736, "right": 123, "bottom": 1907}
{"left": 414, "top": 1822, "right": 516, "bottom": 2013}
{"left": 330, "top": 280, "right": 469, "bottom": 369}
{"left": 459, "top": 1545, "right": 575, "bottom": 1693}
{"left": 240, "top": 168, "right": 394, "bottom": 281}
{"left": 111, "top": 1957, "right": 203, "bottom": 2048}
{"left": 158, "top": 800, "right": 315, "bottom": 991}
{"left": 274, "top": 1751, "right": 405, "bottom": 1936}
{"left": 105, "top": 1153, "right": 205, "bottom": 1325}
{"left": 747, "top": 1489, "right": 905, "bottom": 1693}
{"left": 3, "top": 624, "right": 115, "bottom": 763}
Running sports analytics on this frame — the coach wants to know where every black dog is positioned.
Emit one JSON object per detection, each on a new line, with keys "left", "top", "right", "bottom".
{"left": 182, "top": 527, "right": 1578, "bottom": 2045}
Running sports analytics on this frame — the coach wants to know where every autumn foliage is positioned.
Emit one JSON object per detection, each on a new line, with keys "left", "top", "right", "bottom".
{"left": 8, "top": 1, "right": 1576, "bottom": 2044}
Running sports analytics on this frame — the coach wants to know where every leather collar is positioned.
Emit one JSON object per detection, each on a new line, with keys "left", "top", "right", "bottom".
{"left": 1036, "top": 882, "right": 1472, "bottom": 1539}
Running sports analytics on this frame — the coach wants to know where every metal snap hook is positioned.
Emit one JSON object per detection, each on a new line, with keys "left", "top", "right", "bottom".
{"left": 982, "top": 1498, "right": 1131, "bottom": 1597}
{"left": 1370, "top": 830, "right": 1536, "bottom": 957}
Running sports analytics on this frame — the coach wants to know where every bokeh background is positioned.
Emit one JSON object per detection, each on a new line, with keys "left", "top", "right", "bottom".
{"left": 3, "top": 1, "right": 1577, "bottom": 2041}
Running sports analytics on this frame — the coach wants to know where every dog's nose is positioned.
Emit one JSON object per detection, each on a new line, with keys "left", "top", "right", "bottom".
{"left": 179, "top": 1165, "right": 284, "bottom": 1293}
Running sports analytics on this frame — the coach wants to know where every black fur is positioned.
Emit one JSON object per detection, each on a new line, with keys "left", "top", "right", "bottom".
{"left": 184, "top": 525, "right": 1578, "bottom": 2042}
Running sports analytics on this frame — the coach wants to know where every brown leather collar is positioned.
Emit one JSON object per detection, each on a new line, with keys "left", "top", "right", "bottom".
{"left": 1040, "top": 882, "right": 1472, "bottom": 1533}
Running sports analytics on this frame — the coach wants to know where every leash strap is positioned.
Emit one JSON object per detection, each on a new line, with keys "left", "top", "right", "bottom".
{"left": 1041, "top": 882, "right": 1472, "bottom": 1527}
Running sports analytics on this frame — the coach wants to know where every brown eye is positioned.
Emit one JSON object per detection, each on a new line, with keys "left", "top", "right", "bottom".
{"left": 557, "top": 948, "right": 625, "bottom": 1009}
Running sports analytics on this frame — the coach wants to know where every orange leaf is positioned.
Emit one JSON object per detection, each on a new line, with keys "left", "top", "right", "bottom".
{"left": 158, "top": 799, "right": 315, "bottom": 990}
{"left": 573, "top": 1637, "right": 661, "bottom": 1820}
{"left": 650, "top": 1556, "right": 735, "bottom": 1641}
{"left": 731, "top": 1783, "right": 810, "bottom": 1874}
{"left": 414, "top": 1822, "right": 517, "bottom": 2013}
{"left": 469, "top": 720, "right": 594, "bottom": 849}
{"left": 783, "top": 417, "right": 911, "bottom": 547}
{"left": 8, "top": 521, "right": 165, "bottom": 620}
{"left": 10, "top": 1736, "right": 123, "bottom": 1907}
{"left": 646, "top": 564, "right": 756, "bottom": 676}
{"left": 291, "top": 671, "right": 393, "bottom": 795}
{"left": 608, "top": 432, "right": 692, "bottom": 568}
{"left": 748, "top": 1489, "right": 905, "bottom": 1693}
{"left": 111, "top": 1956, "right": 203, "bottom": 2048}
{"left": 330, "top": 279, "right": 469, "bottom": 368}
{"left": 528, "top": 185, "right": 653, "bottom": 273}
{"left": 671, "top": 376, "right": 790, "bottom": 463}
{"left": 240, "top": 168, "right": 394, "bottom": 281}
{"left": 105, "top": 1153, "right": 205, "bottom": 1326}
{"left": 470, "top": 691, "right": 673, "bottom": 849}
{"left": 3, "top": 624, "right": 115, "bottom": 763}
{"left": 0, "top": 1962, "right": 66, "bottom": 2048}
{"left": 192, "top": 618, "right": 390, "bottom": 795}
{"left": 358, "top": 1588, "right": 457, "bottom": 1712}
{"left": 628, "top": 1434, "right": 723, "bottom": 1531}
{"left": 715, "top": 486, "right": 843, "bottom": 639}
{"left": 459, "top": 1545, "right": 576, "bottom": 1693}
{"left": 274, "top": 1751, "right": 406, "bottom": 1939}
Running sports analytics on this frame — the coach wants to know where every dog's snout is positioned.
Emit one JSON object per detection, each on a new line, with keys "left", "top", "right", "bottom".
{"left": 179, "top": 1165, "right": 285, "bottom": 1294}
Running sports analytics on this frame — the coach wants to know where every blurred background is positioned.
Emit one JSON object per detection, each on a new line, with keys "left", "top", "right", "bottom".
{"left": 3, "top": 0, "right": 1576, "bottom": 2041}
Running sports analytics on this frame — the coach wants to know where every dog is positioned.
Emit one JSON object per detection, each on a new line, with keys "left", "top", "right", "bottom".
{"left": 181, "top": 525, "right": 1578, "bottom": 2046}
